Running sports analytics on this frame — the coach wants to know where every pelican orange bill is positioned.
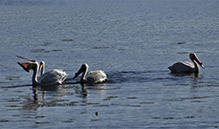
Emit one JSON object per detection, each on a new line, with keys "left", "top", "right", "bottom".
{"left": 17, "top": 62, "right": 30, "bottom": 72}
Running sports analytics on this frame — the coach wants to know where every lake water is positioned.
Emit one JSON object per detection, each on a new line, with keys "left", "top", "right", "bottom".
{"left": 0, "top": 0, "right": 219, "bottom": 128}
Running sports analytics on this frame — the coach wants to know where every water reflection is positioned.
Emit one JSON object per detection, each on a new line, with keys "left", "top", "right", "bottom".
{"left": 163, "top": 72, "right": 204, "bottom": 87}
{"left": 81, "top": 82, "right": 107, "bottom": 87}
{"left": 22, "top": 87, "right": 39, "bottom": 111}
{"left": 169, "top": 72, "right": 200, "bottom": 78}
{"left": 76, "top": 82, "right": 107, "bottom": 97}
{"left": 22, "top": 84, "right": 68, "bottom": 110}
{"left": 169, "top": 72, "right": 205, "bottom": 85}
{"left": 76, "top": 83, "right": 89, "bottom": 98}
{"left": 34, "top": 84, "right": 67, "bottom": 100}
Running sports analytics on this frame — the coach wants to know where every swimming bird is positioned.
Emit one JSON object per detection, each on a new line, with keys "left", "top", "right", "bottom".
{"left": 168, "top": 53, "right": 204, "bottom": 73}
{"left": 18, "top": 61, "right": 68, "bottom": 86}
{"left": 73, "top": 63, "right": 107, "bottom": 84}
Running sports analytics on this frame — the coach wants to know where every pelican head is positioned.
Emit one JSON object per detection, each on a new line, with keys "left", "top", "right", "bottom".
{"left": 39, "top": 61, "right": 45, "bottom": 69}
{"left": 38, "top": 61, "right": 45, "bottom": 75}
{"left": 73, "top": 63, "right": 88, "bottom": 80}
{"left": 17, "top": 62, "right": 38, "bottom": 72}
{"left": 189, "top": 53, "right": 204, "bottom": 69}
{"left": 17, "top": 55, "right": 38, "bottom": 72}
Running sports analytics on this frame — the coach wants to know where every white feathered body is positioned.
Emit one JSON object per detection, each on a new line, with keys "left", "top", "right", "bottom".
{"left": 37, "top": 69, "right": 67, "bottom": 85}
{"left": 168, "top": 61, "right": 199, "bottom": 73}
{"left": 85, "top": 70, "right": 107, "bottom": 83}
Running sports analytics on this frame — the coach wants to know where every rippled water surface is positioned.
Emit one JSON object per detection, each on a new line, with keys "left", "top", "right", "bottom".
{"left": 0, "top": 0, "right": 219, "bottom": 128}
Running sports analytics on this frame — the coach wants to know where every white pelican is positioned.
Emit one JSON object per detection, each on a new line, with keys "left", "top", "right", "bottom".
{"left": 18, "top": 61, "right": 68, "bottom": 86}
{"left": 73, "top": 63, "right": 107, "bottom": 84}
{"left": 168, "top": 53, "right": 204, "bottom": 73}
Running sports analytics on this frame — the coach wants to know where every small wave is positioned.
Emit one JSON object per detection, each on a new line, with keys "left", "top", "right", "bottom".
{"left": 30, "top": 49, "right": 50, "bottom": 53}
{"left": 0, "top": 0, "right": 51, "bottom": 5}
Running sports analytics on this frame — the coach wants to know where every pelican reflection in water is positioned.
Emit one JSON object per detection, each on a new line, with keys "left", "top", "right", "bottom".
{"left": 73, "top": 63, "right": 107, "bottom": 84}
{"left": 168, "top": 53, "right": 204, "bottom": 73}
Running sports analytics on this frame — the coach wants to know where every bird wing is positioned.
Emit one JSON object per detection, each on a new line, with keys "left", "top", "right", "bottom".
{"left": 38, "top": 69, "right": 68, "bottom": 84}
{"left": 168, "top": 62, "right": 194, "bottom": 73}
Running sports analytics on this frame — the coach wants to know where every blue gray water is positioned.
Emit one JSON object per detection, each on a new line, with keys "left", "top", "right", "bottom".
{"left": 0, "top": 0, "right": 219, "bottom": 128}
